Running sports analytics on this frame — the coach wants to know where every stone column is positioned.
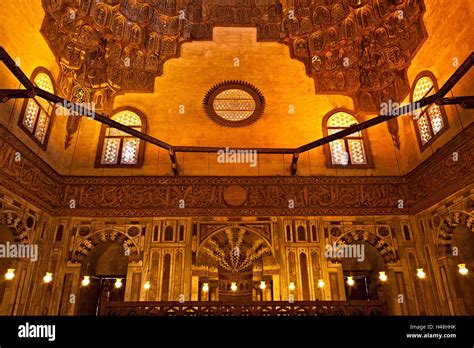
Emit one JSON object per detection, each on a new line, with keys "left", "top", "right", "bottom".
{"left": 272, "top": 274, "right": 280, "bottom": 301}
{"left": 191, "top": 275, "right": 199, "bottom": 301}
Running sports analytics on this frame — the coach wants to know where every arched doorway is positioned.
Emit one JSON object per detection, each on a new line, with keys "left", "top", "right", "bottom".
{"left": 435, "top": 210, "right": 474, "bottom": 314}
{"left": 196, "top": 227, "right": 276, "bottom": 302}
{"left": 340, "top": 241, "right": 386, "bottom": 301}
{"left": 76, "top": 241, "right": 129, "bottom": 315}
{"left": 0, "top": 224, "right": 15, "bottom": 312}
{"left": 449, "top": 222, "right": 474, "bottom": 314}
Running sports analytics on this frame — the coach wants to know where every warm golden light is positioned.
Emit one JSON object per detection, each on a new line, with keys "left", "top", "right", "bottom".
{"left": 289, "top": 281, "right": 295, "bottom": 291}
{"left": 458, "top": 264, "right": 468, "bottom": 275}
{"left": 347, "top": 276, "right": 354, "bottom": 286}
{"left": 5, "top": 268, "right": 15, "bottom": 280}
{"left": 81, "top": 276, "right": 90, "bottom": 287}
{"left": 202, "top": 282, "right": 209, "bottom": 292}
{"left": 318, "top": 279, "right": 325, "bottom": 288}
{"left": 43, "top": 272, "right": 53, "bottom": 283}
{"left": 379, "top": 271, "right": 388, "bottom": 282}
{"left": 230, "top": 282, "right": 237, "bottom": 292}
{"left": 416, "top": 268, "right": 425, "bottom": 279}
{"left": 115, "top": 278, "right": 123, "bottom": 288}
{"left": 143, "top": 281, "right": 151, "bottom": 290}
{"left": 259, "top": 281, "right": 266, "bottom": 290}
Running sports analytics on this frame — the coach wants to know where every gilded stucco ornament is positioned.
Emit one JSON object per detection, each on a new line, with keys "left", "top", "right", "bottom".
{"left": 40, "top": 0, "right": 428, "bottom": 145}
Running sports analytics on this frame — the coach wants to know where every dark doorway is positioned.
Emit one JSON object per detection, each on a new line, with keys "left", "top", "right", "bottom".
{"left": 343, "top": 274, "right": 377, "bottom": 300}
{"left": 341, "top": 241, "right": 386, "bottom": 302}
{"left": 76, "top": 241, "right": 128, "bottom": 315}
{"left": 451, "top": 222, "right": 474, "bottom": 314}
{"left": 0, "top": 225, "right": 15, "bottom": 312}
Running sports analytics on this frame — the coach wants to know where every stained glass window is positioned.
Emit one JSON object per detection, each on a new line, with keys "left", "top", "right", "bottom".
{"left": 326, "top": 112, "right": 367, "bottom": 165}
{"left": 100, "top": 110, "right": 143, "bottom": 165}
{"left": 20, "top": 71, "right": 55, "bottom": 147}
{"left": 412, "top": 73, "right": 447, "bottom": 147}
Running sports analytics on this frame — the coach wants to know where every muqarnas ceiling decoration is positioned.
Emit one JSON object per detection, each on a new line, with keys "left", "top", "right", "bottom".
{"left": 40, "top": 0, "right": 427, "bottom": 146}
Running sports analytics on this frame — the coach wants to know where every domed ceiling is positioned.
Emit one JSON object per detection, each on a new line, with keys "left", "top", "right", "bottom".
{"left": 41, "top": 0, "right": 427, "bottom": 113}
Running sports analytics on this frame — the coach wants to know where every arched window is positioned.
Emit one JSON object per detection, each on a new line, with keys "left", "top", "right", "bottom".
{"left": 285, "top": 225, "right": 292, "bottom": 242}
{"left": 153, "top": 225, "right": 159, "bottom": 242}
{"left": 95, "top": 108, "right": 146, "bottom": 167}
{"left": 297, "top": 225, "right": 306, "bottom": 241}
{"left": 55, "top": 225, "right": 64, "bottom": 242}
{"left": 311, "top": 224, "right": 317, "bottom": 242}
{"left": 403, "top": 224, "right": 411, "bottom": 241}
{"left": 18, "top": 68, "right": 55, "bottom": 148}
{"left": 411, "top": 72, "right": 448, "bottom": 150}
{"left": 164, "top": 226, "right": 174, "bottom": 242}
{"left": 323, "top": 110, "right": 370, "bottom": 167}
{"left": 178, "top": 225, "right": 185, "bottom": 242}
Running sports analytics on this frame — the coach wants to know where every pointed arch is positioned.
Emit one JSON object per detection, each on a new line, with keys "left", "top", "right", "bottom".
{"left": 0, "top": 210, "right": 30, "bottom": 243}
{"left": 70, "top": 228, "right": 140, "bottom": 264}
{"left": 331, "top": 228, "right": 398, "bottom": 264}
{"left": 436, "top": 210, "right": 474, "bottom": 254}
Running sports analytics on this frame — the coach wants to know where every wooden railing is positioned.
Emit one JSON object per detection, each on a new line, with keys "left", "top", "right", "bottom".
{"left": 99, "top": 300, "right": 387, "bottom": 316}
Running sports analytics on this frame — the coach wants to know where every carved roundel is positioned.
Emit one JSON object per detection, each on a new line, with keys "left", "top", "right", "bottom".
{"left": 377, "top": 226, "right": 390, "bottom": 237}
{"left": 203, "top": 81, "right": 265, "bottom": 127}
{"left": 127, "top": 226, "right": 140, "bottom": 237}
{"left": 25, "top": 216, "right": 35, "bottom": 229}
{"left": 78, "top": 226, "right": 91, "bottom": 237}
{"left": 330, "top": 227, "right": 342, "bottom": 238}
{"left": 223, "top": 185, "right": 248, "bottom": 207}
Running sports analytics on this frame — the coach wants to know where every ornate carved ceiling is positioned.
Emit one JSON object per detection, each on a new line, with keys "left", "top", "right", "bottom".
{"left": 41, "top": 0, "right": 427, "bottom": 115}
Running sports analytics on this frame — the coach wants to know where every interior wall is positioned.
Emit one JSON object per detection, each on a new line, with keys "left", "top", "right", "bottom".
{"left": 0, "top": 0, "right": 471, "bottom": 177}
{"left": 65, "top": 26, "right": 399, "bottom": 177}
{"left": 1, "top": 181, "right": 473, "bottom": 315}
{"left": 0, "top": 0, "right": 67, "bottom": 173}
{"left": 397, "top": 0, "right": 474, "bottom": 174}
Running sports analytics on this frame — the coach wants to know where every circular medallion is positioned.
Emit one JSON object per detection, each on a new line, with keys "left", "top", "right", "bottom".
{"left": 25, "top": 216, "right": 35, "bottom": 229}
{"left": 377, "top": 226, "right": 390, "bottom": 237}
{"left": 330, "top": 227, "right": 342, "bottom": 238}
{"left": 223, "top": 185, "right": 248, "bottom": 206}
{"left": 78, "top": 226, "right": 91, "bottom": 237}
{"left": 204, "top": 81, "right": 265, "bottom": 127}
{"left": 128, "top": 226, "right": 140, "bottom": 237}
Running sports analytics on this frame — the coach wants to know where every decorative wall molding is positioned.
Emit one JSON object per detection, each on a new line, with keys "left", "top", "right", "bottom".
{"left": 59, "top": 175, "right": 408, "bottom": 216}
{"left": 0, "top": 123, "right": 472, "bottom": 217}
{"left": 406, "top": 122, "right": 474, "bottom": 212}
{"left": 0, "top": 126, "right": 62, "bottom": 213}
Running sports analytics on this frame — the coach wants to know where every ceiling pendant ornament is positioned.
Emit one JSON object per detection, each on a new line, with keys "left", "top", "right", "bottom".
{"left": 40, "top": 0, "right": 427, "bottom": 124}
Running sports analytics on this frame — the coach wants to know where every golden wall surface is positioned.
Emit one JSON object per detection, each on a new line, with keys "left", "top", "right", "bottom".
{"left": 0, "top": 184, "right": 473, "bottom": 315}
{"left": 0, "top": 0, "right": 472, "bottom": 177}
{"left": 0, "top": 0, "right": 473, "bottom": 317}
